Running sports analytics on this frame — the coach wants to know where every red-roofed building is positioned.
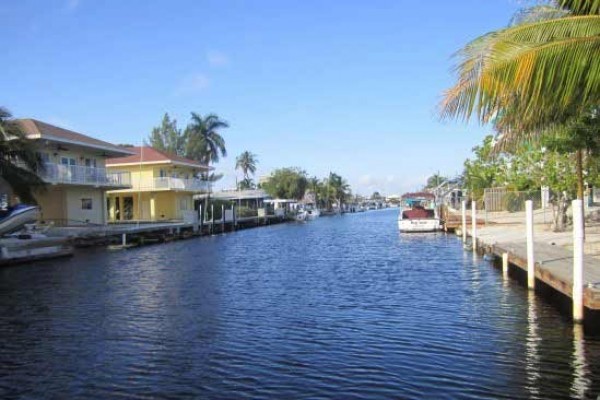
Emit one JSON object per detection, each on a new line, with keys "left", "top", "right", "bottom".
{"left": 14, "top": 119, "right": 134, "bottom": 225}
{"left": 105, "top": 146, "right": 210, "bottom": 221}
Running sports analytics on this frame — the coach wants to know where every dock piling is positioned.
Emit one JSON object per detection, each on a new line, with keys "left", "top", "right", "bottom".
{"left": 526, "top": 200, "right": 535, "bottom": 290}
{"left": 122, "top": 233, "right": 127, "bottom": 246}
{"left": 572, "top": 199, "right": 584, "bottom": 323}
{"left": 232, "top": 205, "right": 236, "bottom": 231}
{"left": 461, "top": 200, "right": 467, "bottom": 243}
{"left": 471, "top": 201, "right": 477, "bottom": 252}
{"left": 222, "top": 205, "right": 225, "bottom": 233}
{"left": 211, "top": 204, "right": 214, "bottom": 235}
{"left": 502, "top": 252, "right": 509, "bottom": 278}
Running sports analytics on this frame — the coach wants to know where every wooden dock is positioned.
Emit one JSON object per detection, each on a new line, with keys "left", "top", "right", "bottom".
{"left": 446, "top": 204, "right": 600, "bottom": 316}
{"left": 481, "top": 239, "right": 600, "bottom": 310}
{"left": 50, "top": 214, "right": 290, "bottom": 249}
{"left": 0, "top": 235, "right": 73, "bottom": 266}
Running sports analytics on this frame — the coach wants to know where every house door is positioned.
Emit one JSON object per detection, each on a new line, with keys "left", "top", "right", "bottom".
{"left": 60, "top": 157, "right": 76, "bottom": 182}
{"left": 115, "top": 197, "right": 121, "bottom": 221}
{"left": 84, "top": 158, "right": 97, "bottom": 182}
{"left": 141, "top": 200, "right": 150, "bottom": 220}
{"left": 123, "top": 197, "right": 134, "bottom": 220}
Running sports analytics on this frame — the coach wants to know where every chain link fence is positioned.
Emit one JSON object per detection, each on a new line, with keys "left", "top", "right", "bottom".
{"left": 483, "top": 187, "right": 551, "bottom": 224}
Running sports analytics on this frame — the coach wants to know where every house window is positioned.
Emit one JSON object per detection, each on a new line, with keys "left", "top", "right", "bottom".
{"left": 81, "top": 198, "right": 93, "bottom": 210}
{"left": 159, "top": 169, "right": 166, "bottom": 178}
{"left": 179, "top": 198, "right": 189, "bottom": 210}
{"left": 38, "top": 152, "right": 50, "bottom": 163}
{"left": 61, "top": 157, "right": 76, "bottom": 166}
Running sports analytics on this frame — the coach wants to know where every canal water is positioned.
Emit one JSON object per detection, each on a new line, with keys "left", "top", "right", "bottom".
{"left": 1, "top": 209, "right": 599, "bottom": 399}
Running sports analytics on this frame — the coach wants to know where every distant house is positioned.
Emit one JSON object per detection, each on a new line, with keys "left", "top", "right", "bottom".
{"left": 105, "top": 146, "right": 210, "bottom": 222}
{"left": 15, "top": 119, "right": 134, "bottom": 225}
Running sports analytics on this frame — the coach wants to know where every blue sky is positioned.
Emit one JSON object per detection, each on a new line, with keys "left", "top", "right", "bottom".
{"left": 1, "top": 0, "right": 522, "bottom": 195}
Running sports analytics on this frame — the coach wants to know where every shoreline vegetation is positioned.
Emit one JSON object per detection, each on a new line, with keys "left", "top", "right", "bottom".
{"left": 434, "top": 0, "right": 600, "bottom": 326}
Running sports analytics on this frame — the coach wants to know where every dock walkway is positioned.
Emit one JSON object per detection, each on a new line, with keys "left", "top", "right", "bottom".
{"left": 477, "top": 226, "right": 600, "bottom": 309}
{"left": 448, "top": 206, "right": 600, "bottom": 312}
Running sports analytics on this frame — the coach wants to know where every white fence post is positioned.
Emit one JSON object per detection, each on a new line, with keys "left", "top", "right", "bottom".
{"left": 572, "top": 199, "right": 584, "bottom": 323}
{"left": 526, "top": 200, "right": 535, "bottom": 290}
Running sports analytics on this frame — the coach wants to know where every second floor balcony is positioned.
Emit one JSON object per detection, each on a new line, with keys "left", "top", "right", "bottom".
{"left": 37, "top": 162, "right": 132, "bottom": 188}
{"left": 128, "top": 177, "right": 209, "bottom": 192}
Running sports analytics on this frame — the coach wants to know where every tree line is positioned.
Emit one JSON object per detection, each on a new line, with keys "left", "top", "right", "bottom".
{"left": 260, "top": 169, "right": 351, "bottom": 210}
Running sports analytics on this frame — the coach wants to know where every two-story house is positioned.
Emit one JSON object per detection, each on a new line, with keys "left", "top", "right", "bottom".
{"left": 105, "top": 146, "right": 210, "bottom": 222}
{"left": 16, "top": 119, "right": 134, "bottom": 225}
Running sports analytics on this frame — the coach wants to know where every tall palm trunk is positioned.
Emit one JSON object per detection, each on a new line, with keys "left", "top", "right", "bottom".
{"left": 576, "top": 149, "right": 586, "bottom": 238}
{"left": 576, "top": 149, "right": 584, "bottom": 200}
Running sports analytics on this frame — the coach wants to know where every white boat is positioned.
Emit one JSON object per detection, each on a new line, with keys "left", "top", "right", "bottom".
{"left": 305, "top": 205, "right": 320, "bottom": 220}
{"left": 295, "top": 210, "right": 308, "bottom": 222}
{"left": 0, "top": 204, "right": 40, "bottom": 236}
{"left": 0, "top": 204, "right": 73, "bottom": 265}
{"left": 398, "top": 192, "right": 442, "bottom": 233}
{"left": 306, "top": 209, "right": 320, "bottom": 220}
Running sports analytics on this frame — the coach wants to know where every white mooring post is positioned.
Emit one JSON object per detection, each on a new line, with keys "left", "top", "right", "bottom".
{"left": 502, "top": 252, "right": 509, "bottom": 278}
{"left": 461, "top": 200, "right": 467, "bottom": 243}
{"left": 199, "top": 205, "right": 204, "bottom": 233}
{"left": 572, "top": 199, "right": 584, "bottom": 323}
{"left": 222, "top": 205, "right": 225, "bottom": 233}
{"left": 526, "top": 200, "right": 535, "bottom": 290}
{"left": 121, "top": 233, "right": 127, "bottom": 246}
{"left": 231, "top": 204, "right": 236, "bottom": 231}
{"left": 471, "top": 201, "right": 477, "bottom": 252}
{"left": 211, "top": 204, "right": 214, "bottom": 235}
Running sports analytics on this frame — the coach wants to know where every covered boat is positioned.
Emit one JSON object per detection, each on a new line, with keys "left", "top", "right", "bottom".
{"left": 0, "top": 204, "right": 40, "bottom": 236}
{"left": 397, "top": 192, "right": 441, "bottom": 233}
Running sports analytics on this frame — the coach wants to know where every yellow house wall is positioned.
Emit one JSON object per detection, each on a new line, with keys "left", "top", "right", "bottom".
{"left": 107, "top": 191, "right": 194, "bottom": 221}
{"left": 106, "top": 162, "right": 201, "bottom": 222}
{"left": 31, "top": 142, "right": 114, "bottom": 225}
{"left": 35, "top": 186, "right": 105, "bottom": 224}
{"left": 107, "top": 164, "right": 201, "bottom": 190}
{"left": 65, "top": 187, "right": 105, "bottom": 224}
{"left": 36, "top": 186, "right": 67, "bottom": 222}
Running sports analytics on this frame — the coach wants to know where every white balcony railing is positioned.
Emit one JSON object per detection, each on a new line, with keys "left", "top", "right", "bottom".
{"left": 38, "top": 163, "right": 132, "bottom": 188}
{"left": 132, "top": 177, "right": 209, "bottom": 192}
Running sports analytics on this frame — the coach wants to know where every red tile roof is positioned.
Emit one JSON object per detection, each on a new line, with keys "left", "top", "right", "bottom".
{"left": 17, "top": 119, "right": 134, "bottom": 157}
{"left": 106, "top": 146, "right": 211, "bottom": 170}
{"left": 401, "top": 192, "right": 435, "bottom": 200}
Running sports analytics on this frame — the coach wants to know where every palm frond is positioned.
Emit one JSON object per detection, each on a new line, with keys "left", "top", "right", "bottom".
{"left": 511, "top": 5, "right": 569, "bottom": 26}
{"left": 558, "top": 0, "right": 600, "bottom": 15}
{"left": 441, "top": 15, "right": 600, "bottom": 130}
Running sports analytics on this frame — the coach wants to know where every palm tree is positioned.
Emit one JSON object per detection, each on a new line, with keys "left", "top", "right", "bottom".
{"left": 0, "top": 108, "right": 46, "bottom": 204}
{"left": 235, "top": 151, "right": 258, "bottom": 181}
{"left": 308, "top": 176, "right": 321, "bottom": 207}
{"left": 327, "top": 172, "right": 350, "bottom": 210}
{"left": 441, "top": 0, "right": 600, "bottom": 133}
{"left": 184, "top": 112, "right": 228, "bottom": 166}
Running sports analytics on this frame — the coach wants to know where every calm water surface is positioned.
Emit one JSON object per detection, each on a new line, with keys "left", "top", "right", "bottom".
{"left": 1, "top": 209, "right": 599, "bottom": 399}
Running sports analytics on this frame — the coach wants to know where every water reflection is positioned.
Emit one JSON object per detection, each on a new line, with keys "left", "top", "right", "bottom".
{"left": 1, "top": 210, "right": 600, "bottom": 399}
{"left": 526, "top": 290, "right": 541, "bottom": 397}
{"left": 571, "top": 324, "right": 590, "bottom": 399}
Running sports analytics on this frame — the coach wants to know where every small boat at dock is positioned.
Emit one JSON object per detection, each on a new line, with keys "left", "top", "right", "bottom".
{"left": 0, "top": 204, "right": 73, "bottom": 265}
{"left": 398, "top": 192, "right": 441, "bottom": 233}
{"left": 0, "top": 204, "right": 39, "bottom": 236}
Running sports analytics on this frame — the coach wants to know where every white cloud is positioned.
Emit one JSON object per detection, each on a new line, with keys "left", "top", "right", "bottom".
{"left": 207, "top": 51, "right": 230, "bottom": 68}
{"left": 175, "top": 73, "right": 210, "bottom": 95}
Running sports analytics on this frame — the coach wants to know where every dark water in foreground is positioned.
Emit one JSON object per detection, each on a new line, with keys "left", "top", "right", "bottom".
{"left": 1, "top": 209, "right": 599, "bottom": 399}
